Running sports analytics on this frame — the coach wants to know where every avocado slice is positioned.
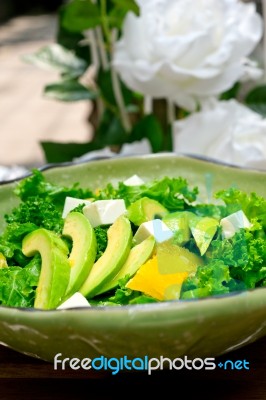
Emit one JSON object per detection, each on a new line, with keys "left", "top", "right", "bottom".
{"left": 162, "top": 211, "right": 193, "bottom": 246}
{"left": 62, "top": 212, "right": 97, "bottom": 297}
{"left": 99, "top": 235, "right": 155, "bottom": 294}
{"left": 189, "top": 215, "right": 219, "bottom": 256}
{"left": 80, "top": 215, "right": 132, "bottom": 298}
{"left": 127, "top": 197, "right": 168, "bottom": 226}
{"left": 22, "top": 228, "right": 70, "bottom": 310}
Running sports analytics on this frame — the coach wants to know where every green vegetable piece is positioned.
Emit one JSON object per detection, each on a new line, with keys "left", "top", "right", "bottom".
{"left": 22, "top": 228, "right": 70, "bottom": 310}
{"left": 94, "top": 227, "right": 108, "bottom": 261}
{"left": 163, "top": 211, "right": 194, "bottom": 246}
{"left": 127, "top": 197, "right": 168, "bottom": 226}
{"left": 62, "top": 212, "right": 97, "bottom": 297}
{"left": 0, "top": 256, "right": 41, "bottom": 308}
{"left": 99, "top": 235, "right": 155, "bottom": 294}
{"left": 180, "top": 261, "right": 233, "bottom": 299}
{"left": 156, "top": 239, "right": 204, "bottom": 275}
{"left": 0, "top": 253, "right": 8, "bottom": 268}
{"left": 189, "top": 215, "right": 219, "bottom": 256}
{"left": 181, "top": 288, "right": 211, "bottom": 300}
{"left": 80, "top": 215, "right": 132, "bottom": 298}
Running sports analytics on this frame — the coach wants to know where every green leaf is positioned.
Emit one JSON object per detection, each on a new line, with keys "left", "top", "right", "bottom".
{"left": 11, "top": 169, "right": 93, "bottom": 209}
{"left": 0, "top": 255, "right": 41, "bottom": 308}
{"left": 180, "top": 261, "right": 233, "bottom": 299}
{"left": 57, "top": 6, "right": 91, "bottom": 63}
{"left": 62, "top": 0, "right": 101, "bottom": 32}
{"left": 97, "top": 69, "right": 133, "bottom": 106}
{"left": 23, "top": 44, "right": 88, "bottom": 79}
{"left": 164, "top": 124, "right": 173, "bottom": 152}
{"left": 130, "top": 115, "right": 164, "bottom": 152}
{"left": 44, "top": 80, "right": 97, "bottom": 102}
{"left": 245, "top": 85, "right": 266, "bottom": 117}
{"left": 41, "top": 141, "right": 104, "bottom": 163}
{"left": 41, "top": 109, "right": 127, "bottom": 163}
{"left": 95, "top": 109, "right": 128, "bottom": 145}
{"left": 220, "top": 82, "right": 240, "bottom": 101}
{"left": 215, "top": 187, "right": 266, "bottom": 228}
{"left": 111, "top": 0, "right": 139, "bottom": 15}
{"left": 108, "top": 0, "right": 140, "bottom": 29}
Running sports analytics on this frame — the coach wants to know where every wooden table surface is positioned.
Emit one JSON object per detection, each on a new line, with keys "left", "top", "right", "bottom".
{"left": 0, "top": 335, "right": 265, "bottom": 400}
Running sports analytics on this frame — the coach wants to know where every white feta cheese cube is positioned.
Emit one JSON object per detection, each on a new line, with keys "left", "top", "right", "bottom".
{"left": 62, "top": 196, "right": 92, "bottom": 218}
{"left": 134, "top": 219, "right": 174, "bottom": 244}
{"left": 220, "top": 210, "right": 252, "bottom": 239}
{"left": 123, "top": 174, "right": 145, "bottom": 186}
{"left": 57, "top": 292, "right": 90, "bottom": 309}
{"left": 83, "top": 199, "right": 126, "bottom": 227}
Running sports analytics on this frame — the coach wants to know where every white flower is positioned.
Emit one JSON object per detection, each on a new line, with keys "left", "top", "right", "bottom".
{"left": 173, "top": 99, "right": 266, "bottom": 169}
{"left": 113, "top": 0, "right": 263, "bottom": 111}
{"left": 120, "top": 138, "right": 152, "bottom": 155}
{"left": 73, "top": 139, "right": 152, "bottom": 162}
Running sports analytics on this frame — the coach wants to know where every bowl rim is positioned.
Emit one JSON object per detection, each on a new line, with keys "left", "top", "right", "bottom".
{"left": 1, "top": 151, "right": 266, "bottom": 313}
{"left": 1, "top": 151, "right": 266, "bottom": 186}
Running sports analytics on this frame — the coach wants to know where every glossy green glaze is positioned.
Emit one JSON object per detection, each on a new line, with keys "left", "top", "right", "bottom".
{"left": 0, "top": 153, "right": 266, "bottom": 364}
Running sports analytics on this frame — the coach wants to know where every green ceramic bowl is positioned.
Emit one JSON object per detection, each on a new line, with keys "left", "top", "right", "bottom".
{"left": 0, "top": 153, "right": 266, "bottom": 366}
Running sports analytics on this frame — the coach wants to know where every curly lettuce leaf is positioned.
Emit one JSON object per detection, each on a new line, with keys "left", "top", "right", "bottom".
{"left": 5, "top": 199, "right": 64, "bottom": 234}
{"left": 94, "top": 226, "right": 108, "bottom": 261}
{"left": 14, "top": 169, "right": 93, "bottom": 209}
{"left": 215, "top": 187, "right": 266, "bottom": 227}
{"left": 0, "top": 222, "right": 37, "bottom": 266}
{"left": 180, "top": 260, "right": 246, "bottom": 299}
{"left": 206, "top": 225, "right": 266, "bottom": 289}
{"left": 96, "top": 176, "right": 198, "bottom": 211}
{"left": 0, "top": 254, "right": 41, "bottom": 308}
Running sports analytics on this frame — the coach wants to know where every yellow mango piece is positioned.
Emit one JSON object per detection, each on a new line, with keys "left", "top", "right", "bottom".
{"left": 126, "top": 256, "right": 189, "bottom": 301}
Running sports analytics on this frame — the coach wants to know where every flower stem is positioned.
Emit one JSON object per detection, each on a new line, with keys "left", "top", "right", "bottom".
{"left": 84, "top": 29, "right": 100, "bottom": 71}
{"left": 95, "top": 27, "right": 109, "bottom": 71}
{"left": 144, "top": 96, "right": 153, "bottom": 115}
{"left": 110, "top": 29, "right": 132, "bottom": 133}
{"left": 100, "top": 0, "right": 111, "bottom": 49}
{"left": 83, "top": 29, "right": 104, "bottom": 132}
{"left": 167, "top": 100, "right": 176, "bottom": 125}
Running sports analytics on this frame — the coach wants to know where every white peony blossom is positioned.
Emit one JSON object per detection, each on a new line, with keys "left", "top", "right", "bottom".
{"left": 73, "top": 139, "right": 152, "bottom": 162}
{"left": 113, "top": 0, "right": 263, "bottom": 111}
{"left": 173, "top": 99, "right": 266, "bottom": 169}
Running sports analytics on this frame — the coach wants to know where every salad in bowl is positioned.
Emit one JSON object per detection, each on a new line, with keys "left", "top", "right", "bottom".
{"left": 0, "top": 154, "right": 266, "bottom": 363}
{"left": 1, "top": 161, "right": 265, "bottom": 311}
